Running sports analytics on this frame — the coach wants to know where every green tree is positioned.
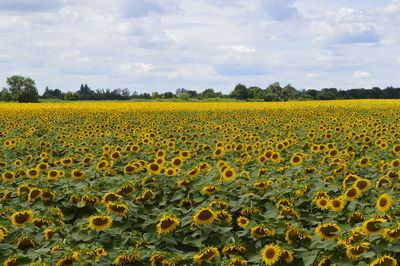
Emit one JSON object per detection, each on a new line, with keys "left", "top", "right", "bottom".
{"left": 4, "top": 75, "right": 39, "bottom": 102}
{"left": 64, "top": 92, "right": 80, "bottom": 101}
{"left": 230, "top": 83, "right": 251, "bottom": 100}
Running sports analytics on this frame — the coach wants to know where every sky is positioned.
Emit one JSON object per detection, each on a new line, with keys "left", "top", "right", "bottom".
{"left": 0, "top": 0, "right": 399, "bottom": 94}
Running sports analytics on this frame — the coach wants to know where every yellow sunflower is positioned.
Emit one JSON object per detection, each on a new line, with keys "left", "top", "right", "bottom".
{"left": 2, "top": 171, "right": 15, "bottom": 182}
{"left": 315, "top": 223, "right": 341, "bottom": 240}
{"left": 345, "top": 242, "right": 369, "bottom": 261}
{"left": 344, "top": 187, "right": 361, "bottom": 201}
{"left": 363, "top": 218, "right": 386, "bottom": 235}
{"left": 106, "top": 203, "right": 129, "bottom": 216}
{"left": 376, "top": 193, "right": 392, "bottom": 213}
{"left": 383, "top": 225, "right": 400, "bottom": 242}
{"left": 370, "top": 256, "right": 397, "bottom": 266}
{"left": 156, "top": 214, "right": 180, "bottom": 234}
{"left": 71, "top": 169, "right": 85, "bottom": 180}
{"left": 193, "top": 208, "right": 216, "bottom": 225}
{"left": 88, "top": 215, "right": 112, "bottom": 230}
{"left": 237, "top": 216, "right": 250, "bottom": 229}
{"left": 221, "top": 167, "right": 236, "bottom": 181}
{"left": 330, "top": 197, "right": 345, "bottom": 212}
{"left": 193, "top": 247, "right": 220, "bottom": 264}
{"left": 261, "top": 243, "right": 281, "bottom": 265}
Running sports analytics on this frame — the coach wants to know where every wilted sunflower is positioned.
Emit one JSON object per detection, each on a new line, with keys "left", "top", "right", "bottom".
{"left": 88, "top": 215, "right": 112, "bottom": 230}
{"left": 363, "top": 218, "right": 386, "bottom": 235}
{"left": 229, "top": 256, "right": 248, "bottom": 266}
{"left": 156, "top": 214, "right": 180, "bottom": 234}
{"left": 376, "top": 193, "right": 392, "bottom": 213}
{"left": 193, "top": 247, "right": 220, "bottom": 264}
{"left": 106, "top": 202, "right": 129, "bottom": 216}
{"left": 284, "top": 227, "right": 312, "bottom": 246}
{"left": 345, "top": 242, "right": 369, "bottom": 261}
{"left": 193, "top": 208, "right": 216, "bottom": 225}
{"left": 261, "top": 243, "right": 281, "bottom": 265}
{"left": 347, "top": 211, "right": 365, "bottom": 223}
{"left": 315, "top": 223, "right": 341, "bottom": 240}
{"left": 237, "top": 216, "right": 249, "bottom": 229}
{"left": 370, "top": 256, "right": 397, "bottom": 266}
{"left": 280, "top": 249, "right": 294, "bottom": 263}
{"left": 215, "top": 210, "right": 233, "bottom": 223}
{"left": 116, "top": 184, "right": 136, "bottom": 196}
{"left": 44, "top": 228, "right": 61, "bottom": 241}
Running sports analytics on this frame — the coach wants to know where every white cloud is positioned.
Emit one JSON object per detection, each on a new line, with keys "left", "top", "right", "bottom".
{"left": 118, "top": 63, "right": 155, "bottom": 74}
{"left": 221, "top": 45, "right": 256, "bottom": 53}
{"left": 307, "top": 73, "right": 315, "bottom": 78}
{"left": 353, "top": 71, "right": 371, "bottom": 79}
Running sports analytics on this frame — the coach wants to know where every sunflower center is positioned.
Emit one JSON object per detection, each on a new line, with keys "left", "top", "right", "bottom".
{"left": 150, "top": 164, "right": 159, "bottom": 171}
{"left": 293, "top": 156, "right": 300, "bottom": 163}
{"left": 198, "top": 210, "right": 213, "bottom": 220}
{"left": 225, "top": 170, "right": 233, "bottom": 178}
{"left": 347, "top": 189, "right": 356, "bottom": 197}
{"left": 388, "top": 229, "right": 400, "bottom": 238}
{"left": 265, "top": 248, "right": 275, "bottom": 259}
{"left": 366, "top": 221, "right": 380, "bottom": 232}
{"left": 379, "top": 198, "right": 388, "bottom": 207}
{"left": 93, "top": 217, "right": 109, "bottom": 226}
{"left": 321, "top": 225, "right": 338, "bottom": 237}
{"left": 332, "top": 200, "right": 341, "bottom": 208}
{"left": 15, "top": 212, "right": 30, "bottom": 223}
{"left": 160, "top": 218, "right": 174, "bottom": 229}
{"left": 110, "top": 204, "right": 126, "bottom": 213}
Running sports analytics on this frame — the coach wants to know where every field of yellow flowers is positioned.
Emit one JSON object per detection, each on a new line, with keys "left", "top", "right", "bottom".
{"left": 0, "top": 100, "right": 400, "bottom": 265}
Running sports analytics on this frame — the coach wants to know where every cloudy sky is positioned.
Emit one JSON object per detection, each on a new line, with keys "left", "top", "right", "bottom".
{"left": 0, "top": 0, "right": 399, "bottom": 94}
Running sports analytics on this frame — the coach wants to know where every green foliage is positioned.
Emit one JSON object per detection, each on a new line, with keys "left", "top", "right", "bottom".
{"left": 64, "top": 92, "right": 80, "bottom": 101}
{"left": 3, "top": 75, "right": 39, "bottom": 103}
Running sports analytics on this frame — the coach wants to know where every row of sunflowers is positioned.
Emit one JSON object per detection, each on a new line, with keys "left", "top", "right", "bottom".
{"left": 0, "top": 100, "right": 399, "bottom": 265}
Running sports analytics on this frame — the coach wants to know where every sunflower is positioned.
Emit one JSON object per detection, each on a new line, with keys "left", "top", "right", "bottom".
{"left": 315, "top": 223, "right": 341, "bottom": 240}
{"left": 280, "top": 249, "right": 294, "bottom": 263}
{"left": 187, "top": 167, "right": 200, "bottom": 178}
{"left": 315, "top": 197, "right": 331, "bottom": 210}
{"left": 354, "top": 178, "right": 371, "bottom": 192}
{"left": 88, "top": 215, "right": 112, "bottom": 230}
{"left": 358, "top": 157, "right": 370, "bottom": 167}
{"left": 229, "top": 256, "right": 248, "bottom": 266}
{"left": 345, "top": 242, "right": 369, "bottom": 261}
{"left": 47, "top": 170, "right": 59, "bottom": 181}
{"left": 344, "top": 187, "right": 361, "bottom": 201}
{"left": 44, "top": 228, "right": 61, "bottom": 241}
{"left": 383, "top": 225, "right": 400, "bottom": 242}
{"left": 32, "top": 217, "right": 52, "bottom": 227}
{"left": 16, "top": 235, "right": 36, "bottom": 249}
{"left": 71, "top": 169, "right": 85, "bottom": 180}
{"left": 261, "top": 243, "right": 281, "bottom": 265}
{"left": 177, "top": 178, "right": 191, "bottom": 188}
{"left": 193, "top": 208, "right": 216, "bottom": 225}
{"left": 28, "top": 188, "right": 42, "bottom": 202}
{"left": 164, "top": 167, "right": 176, "bottom": 176}
{"left": 251, "top": 225, "right": 275, "bottom": 238}
{"left": 2, "top": 171, "right": 15, "bottom": 182}
{"left": 215, "top": 210, "right": 233, "bottom": 223}
{"left": 202, "top": 185, "right": 220, "bottom": 195}
{"left": 37, "top": 163, "right": 49, "bottom": 172}
{"left": 27, "top": 168, "right": 39, "bottom": 178}
{"left": 3, "top": 257, "right": 20, "bottom": 266}
{"left": 102, "top": 192, "right": 122, "bottom": 204}
{"left": 290, "top": 154, "right": 303, "bottom": 166}
{"left": 285, "top": 227, "right": 312, "bottom": 245}
{"left": 347, "top": 211, "right": 365, "bottom": 223}
{"left": 156, "top": 214, "right": 180, "bottom": 234}
{"left": 106, "top": 203, "right": 129, "bottom": 216}
{"left": 193, "top": 247, "right": 220, "bottom": 264}
{"left": 222, "top": 245, "right": 246, "bottom": 255}
{"left": 363, "top": 218, "right": 386, "bottom": 235}
{"left": 96, "top": 160, "right": 109, "bottom": 171}
{"left": 376, "top": 193, "right": 392, "bottom": 213}
{"left": 41, "top": 190, "right": 56, "bottom": 201}
{"left": 116, "top": 184, "right": 136, "bottom": 196}
{"left": 370, "top": 256, "right": 397, "bottom": 266}
{"left": 147, "top": 162, "right": 162, "bottom": 175}
{"left": 209, "top": 200, "right": 229, "bottom": 210}
{"left": 170, "top": 157, "right": 184, "bottom": 168}
{"left": 330, "top": 197, "right": 345, "bottom": 212}
{"left": 237, "top": 216, "right": 250, "bottom": 228}
{"left": 376, "top": 177, "right": 392, "bottom": 190}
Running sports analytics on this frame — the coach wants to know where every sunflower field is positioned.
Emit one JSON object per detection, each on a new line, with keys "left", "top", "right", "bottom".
{"left": 0, "top": 100, "right": 400, "bottom": 266}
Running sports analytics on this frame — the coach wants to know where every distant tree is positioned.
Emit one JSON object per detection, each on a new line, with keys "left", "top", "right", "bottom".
{"left": 230, "top": 83, "right": 251, "bottom": 100}
{"left": 201, "top": 88, "right": 222, "bottom": 98}
{"left": 247, "top": 86, "right": 263, "bottom": 99}
{"left": 178, "top": 93, "right": 190, "bottom": 100}
{"left": 42, "top": 87, "right": 64, "bottom": 99}
{"left": 151, "top": 92, "right": 161, "bottom": 99}
{"left": 64, "top": 92, "right": 80, "bottom": 101}
{"left": 0, "top": 88, "right": 13, "bottom": 101}
{"left": 4, "top": 75, "right": 39, "bottom": 102}
{"left": 163, "top": 91, "right": 175, "bottom": 99}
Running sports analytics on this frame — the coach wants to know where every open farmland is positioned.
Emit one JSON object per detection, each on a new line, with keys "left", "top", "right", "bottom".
{"left": 1, "top": 100, "right": 400, "bottom": 265}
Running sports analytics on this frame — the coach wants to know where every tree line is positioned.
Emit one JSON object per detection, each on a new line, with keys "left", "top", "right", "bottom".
{"left": 1, "top": 75, "right": 400, "bottom": 102}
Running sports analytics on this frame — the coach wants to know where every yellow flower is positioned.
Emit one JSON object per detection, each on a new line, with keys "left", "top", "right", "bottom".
{"left": 193, "top": 247, "right": 220, "bottom": 264}
{"left": 11, "top": 210, "right": 34, "bottom": 226}
{"left": 315, "top": 223, "right": 341, "bottom": 240}
{"left": 106, "top": 203, "right": 129, "bottom": 216}
{"left": 345, "top": 242, "right": 369, "bottom": 261}
{"left": 261, "top": 243, "right": 281, "bottom": 265}
{"left": 88, "top": 215, "right": 112, "bottom": 230}
{"left": 193, "top": 208, "right": 216, "bottom": 225}
{"left": 237, "top": 216, "right": 249, "bottom": 229}
{"left": 370, "top": 256, "right": 397, "bottom": 266}
{"left": 383, "top": 225, "right": 400, "bottom": 242}
{"left": 156, "top": 214, "right": 180, "bottom": 234}
{"left": 376, "top": 193, "right": 392, "bottom": 213}
{"left": 362, "top": 218, "right": 386, "bottom": 235}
